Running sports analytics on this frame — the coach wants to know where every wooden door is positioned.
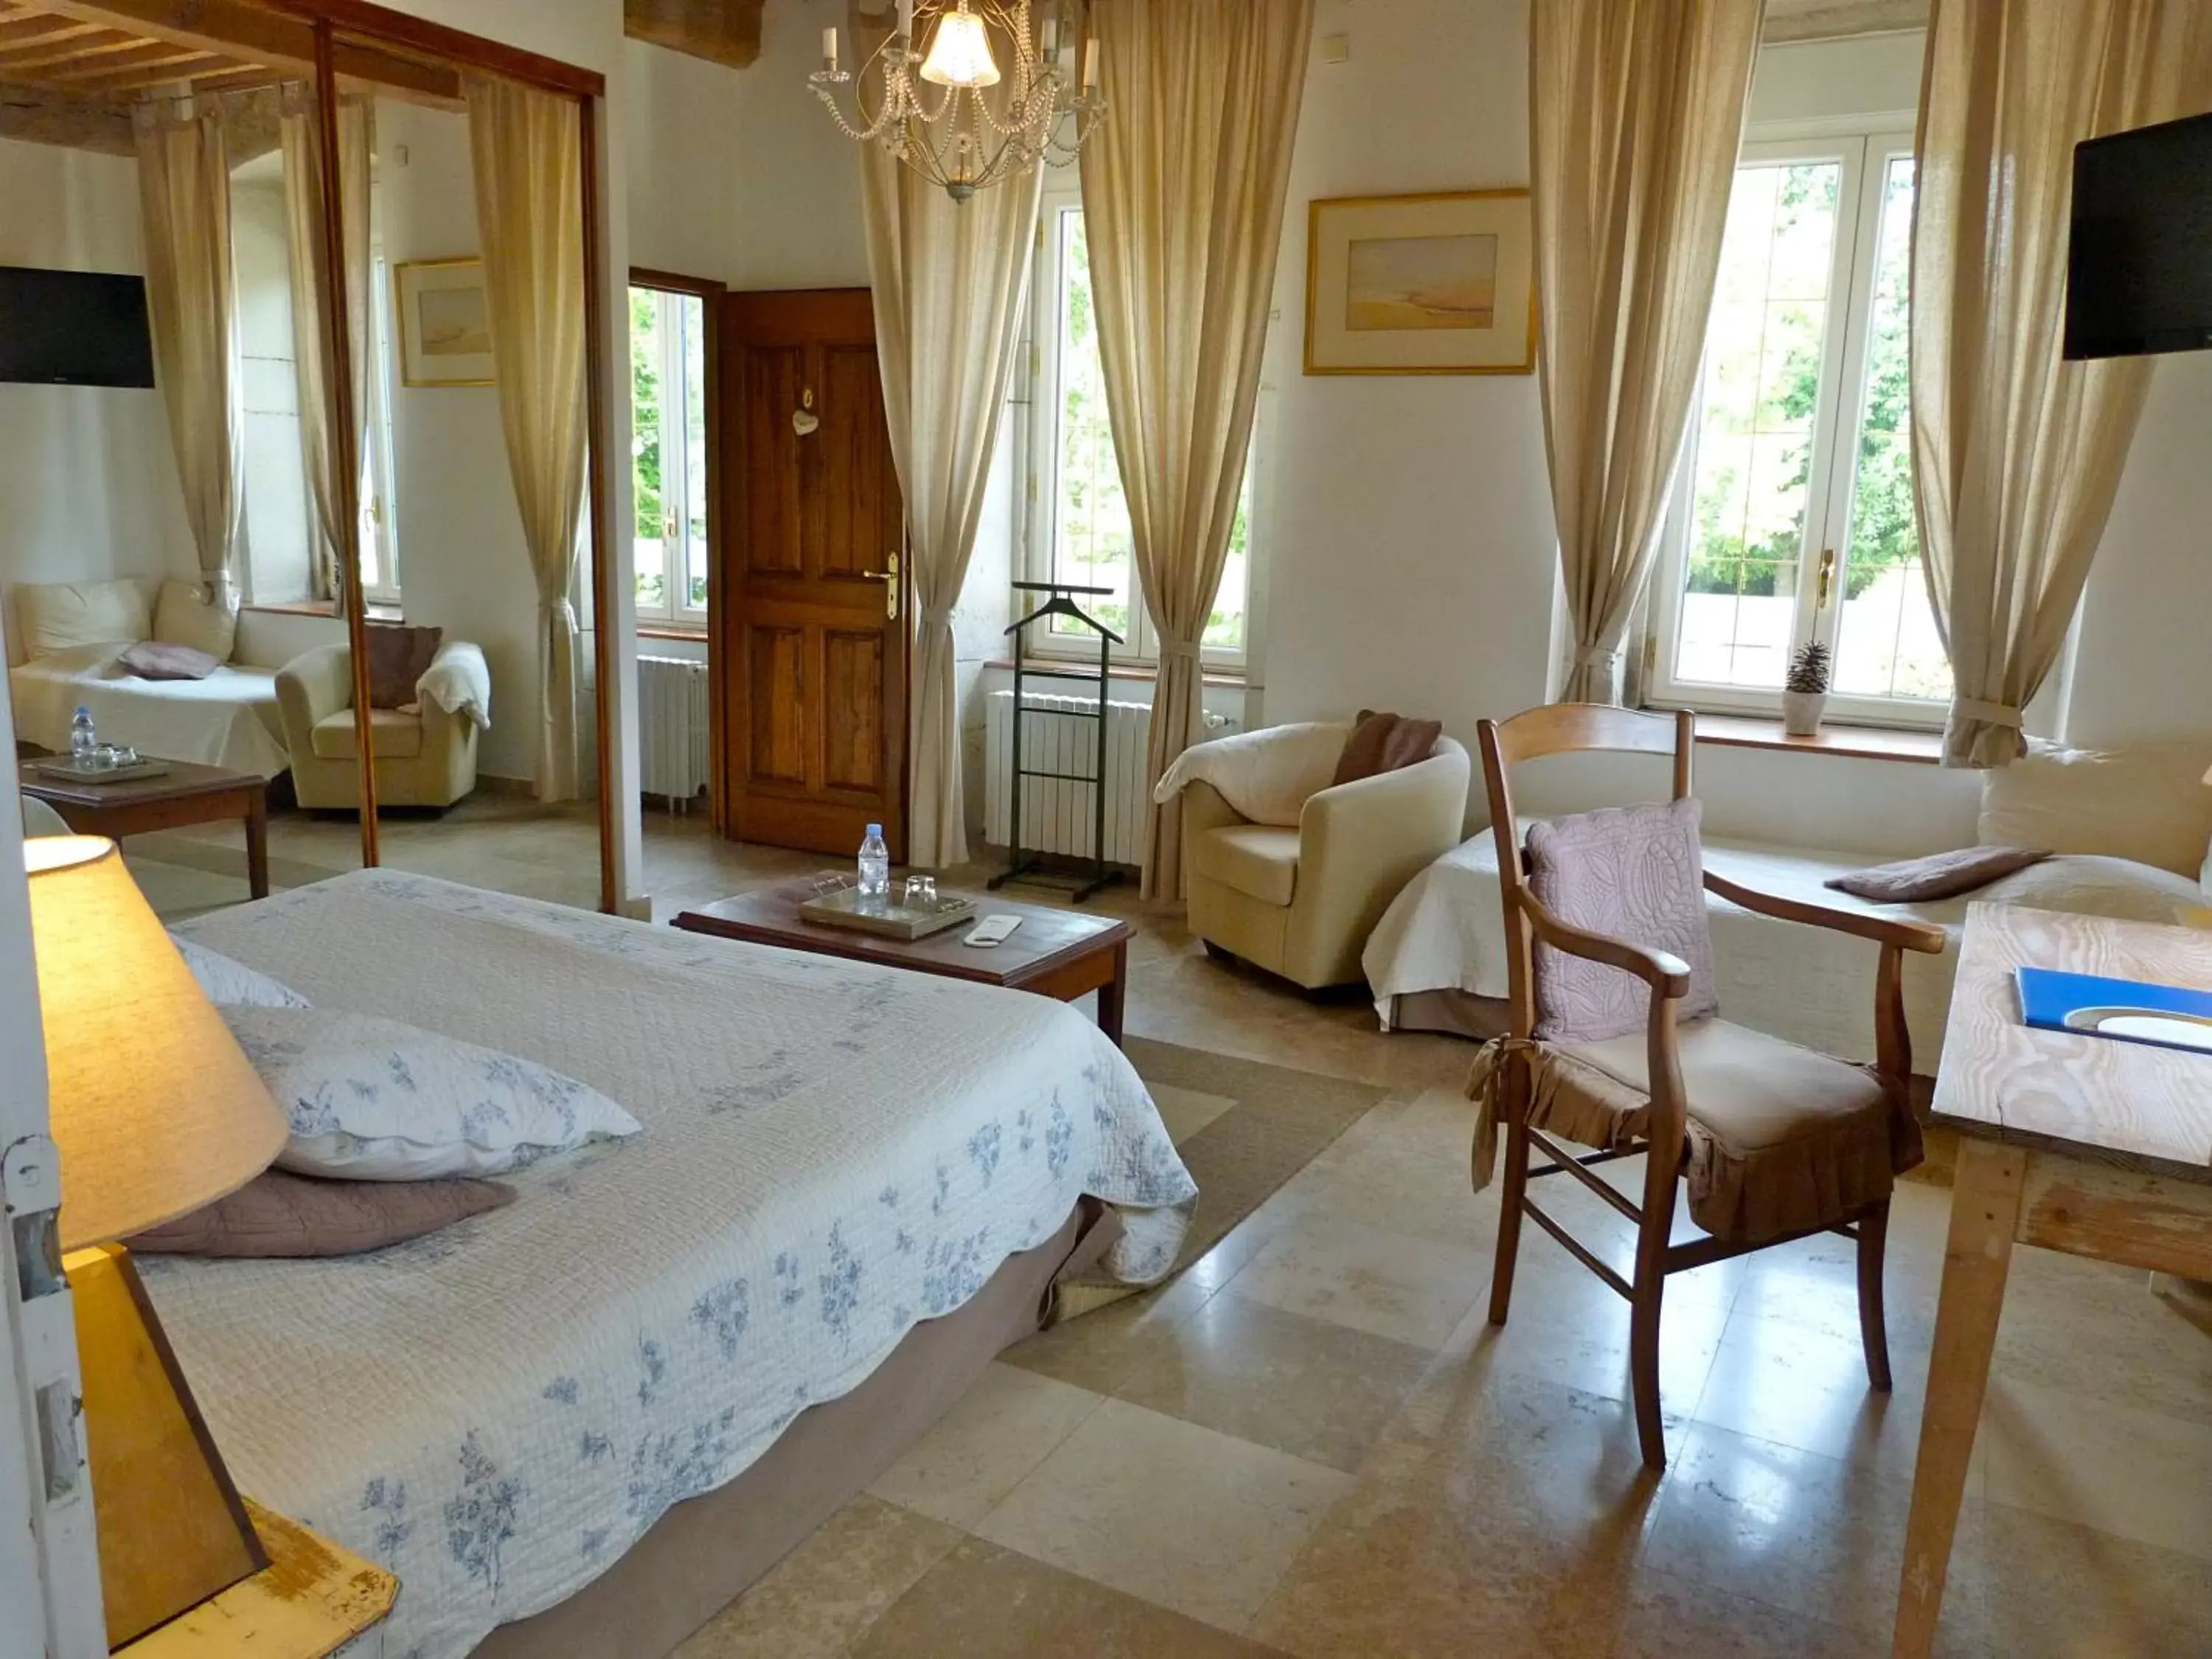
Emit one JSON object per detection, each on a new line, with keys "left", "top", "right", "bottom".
{"left": 717, "top": 288, "right": 908, "bottom": 860}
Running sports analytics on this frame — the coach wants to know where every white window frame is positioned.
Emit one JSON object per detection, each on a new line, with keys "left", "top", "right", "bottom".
{"left": 628, "top": 284, "right": 710, "bottom": 634}
{"left": 1023, "top": 187, "right": 1255, "bottom": 672}
{"left": 1646, "top": 125, "right": 1941, "bottom": 729}
{"left": 361, "top": 237, "right": 403, "bottom": 607}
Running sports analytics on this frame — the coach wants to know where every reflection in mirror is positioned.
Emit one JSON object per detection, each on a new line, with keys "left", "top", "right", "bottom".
{"left": 333, "top": 41, "right": 608, "bottom": 910}
{"left": 0, "top": 40, "right": 361, "bottom": 922}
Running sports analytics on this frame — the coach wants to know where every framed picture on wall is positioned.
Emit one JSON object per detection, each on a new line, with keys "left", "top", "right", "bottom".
{"left": 394, "top": 257, "right": 495, "bottom": 386}
{"left": 1304, "top": 189, "right": 1535, "bottom": 375}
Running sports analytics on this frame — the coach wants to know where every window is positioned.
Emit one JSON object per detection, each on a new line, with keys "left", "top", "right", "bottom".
{"left": 1646, "top": 131, "right": 1949, "bottom": 723}
{"left": 628, "top": 284, "right": 709, "bottom": 629}
{"left": 1026, "top": 192, "right": 1254, "bottom": 665}
{"left": 359, "top": 240, "right": 403, "bottom": 603}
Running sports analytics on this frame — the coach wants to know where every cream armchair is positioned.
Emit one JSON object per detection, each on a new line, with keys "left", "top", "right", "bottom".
{"left": 1178, "top": 727, "right": 1471, "bottom": 990}
{"left": 276, "top": 642, "right": 480, "bottom": 810}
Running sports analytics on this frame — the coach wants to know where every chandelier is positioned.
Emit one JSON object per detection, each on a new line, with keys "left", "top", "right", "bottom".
{"left": 813, "top": 0, "right": 1105, "bottom": 203}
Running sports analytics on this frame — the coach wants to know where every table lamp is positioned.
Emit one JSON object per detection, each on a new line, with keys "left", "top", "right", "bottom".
{"left": 25, "top": 835, "right": 289, "bottom": 1649}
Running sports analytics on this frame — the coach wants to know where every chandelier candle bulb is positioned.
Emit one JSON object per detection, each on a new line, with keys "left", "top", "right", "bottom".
{"left": 822, "top": 26, "right": 838, "bottom": 74}
{"left": 898, "top": 0, "right": 914, "bottom": 40}
{"left": 1082, "top": 38, "right": 1098, "bottom": 89}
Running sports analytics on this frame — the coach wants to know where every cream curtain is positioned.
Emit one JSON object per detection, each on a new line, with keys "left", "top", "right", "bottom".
{"left": 1531, "top": 0, "right": 1762, "bottom": 703}
{"left": 860, "top": 144, "right": 1042, "bottom": 870}
{"left": 1911, "top": 0, "right": 2212, "bottom": 767}
{"left": 466, "top": 73, "right": 588, "bottom": 803}
{"left": 135, "top": 99, "right": 240, "bottom": 606}
{"left": 280, "top": 88, "right": 374, "bottom": 613}
{"left": 1081, "top": 0, "right": 1313, "bottom": 899}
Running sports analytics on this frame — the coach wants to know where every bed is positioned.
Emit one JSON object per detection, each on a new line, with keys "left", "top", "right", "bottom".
{"left": 1362, "top": 830, "right": 2206, "bottom": 1068}
{"left": 10, "top": 640, "right": 291, "bottom": 777}
{"left": 160, "top": 869, "right": 1195, "bottom": 1658}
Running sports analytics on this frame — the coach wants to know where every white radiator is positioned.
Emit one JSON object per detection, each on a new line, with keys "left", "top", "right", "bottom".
{"left": 984, "top": 689, "right": 1158, "bottom": 866}
{"left": 637, "top": 654, "right": 711, "bottom": 806}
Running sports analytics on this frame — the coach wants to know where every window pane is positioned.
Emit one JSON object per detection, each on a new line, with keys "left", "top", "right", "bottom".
{"left": 629, "top": 288, "right": 666, "bottom": 612}
{"left": 1205, "top": 466, "right": 1251, "bottom": 652}
{"left": 1671, "top": 160, "right": 1841, "bottom": 689}
{"left": 1050, "top": 209, "right": 1135, "bottom": 644}
{"left": 681, "top": 293, "right": 709, "bottom": 612}
{"left": 1834, "top": 159, "right": 1950, "bottom": 701}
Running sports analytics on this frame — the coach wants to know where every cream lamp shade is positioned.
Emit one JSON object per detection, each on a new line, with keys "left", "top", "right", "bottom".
{"left": 919, "top": 7, "right": 1001, "bottom": 87}
{"left": 26, "top": 835, "right": 286, "bottom": 1251}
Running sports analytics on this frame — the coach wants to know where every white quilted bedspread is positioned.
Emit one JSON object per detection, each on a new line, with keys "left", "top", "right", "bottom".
{"left": 162, "top": 871, "right": 1195, "bottom": 1658}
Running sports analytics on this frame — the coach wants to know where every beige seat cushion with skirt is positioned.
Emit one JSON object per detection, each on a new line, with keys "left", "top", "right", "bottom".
{"left": 1472, "top": 1018, "right": 1919, "bottom": 1245}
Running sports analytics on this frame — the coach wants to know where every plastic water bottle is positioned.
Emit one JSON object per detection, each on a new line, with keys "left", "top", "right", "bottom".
{"left": 69, "top": 705, "right": 96, "bottom": 762}
{"left": 858, "top": 823, "right": 891, "bottom": 911}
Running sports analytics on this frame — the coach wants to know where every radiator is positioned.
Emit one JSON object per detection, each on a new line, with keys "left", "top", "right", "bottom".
{"left": 637, "top": 654, "right": 711, "bottom": 805}
{"left": 984, "top": 689, "right": 1158, "bottom": 866}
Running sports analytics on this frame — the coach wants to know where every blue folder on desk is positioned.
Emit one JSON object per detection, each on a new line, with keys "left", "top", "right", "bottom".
{"left": 2017, "top": 967, "right": 2212, "bottom": 1056}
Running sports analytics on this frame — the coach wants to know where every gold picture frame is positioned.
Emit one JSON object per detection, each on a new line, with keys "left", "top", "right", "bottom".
{"left": 394, "top": 257, "right": 495, "bottom": 387}
{"left": 1304, "top": 189, "right": 1537, "bottom": 376}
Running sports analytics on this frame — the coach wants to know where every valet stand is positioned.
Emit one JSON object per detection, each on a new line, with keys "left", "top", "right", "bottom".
{"left": 991, "top": 580, "right": 1125, "bottom": 903}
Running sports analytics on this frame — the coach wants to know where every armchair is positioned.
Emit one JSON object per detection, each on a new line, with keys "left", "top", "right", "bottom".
{"left": 276, "top": 641, "right": 480, "bottom": 810}
{"left": 1175, "top": 723, "right": 1471, "bottom": 990}
{"left": 1469, "top": 704, "right": 1945, "bottom": 1470}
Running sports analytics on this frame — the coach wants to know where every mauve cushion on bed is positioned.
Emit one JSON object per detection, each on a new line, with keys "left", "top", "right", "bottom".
{"left": 116, "top": 640, "right": 221, "bottom": 681}
{"left": 125, "top": 1169, "right": 514, "bottom": 1258}
{"left": 1824, "top": 845, "right": 2051, "bottom": 903}
{"left": 364, "top": 622, "right": 444, "bottom": 709}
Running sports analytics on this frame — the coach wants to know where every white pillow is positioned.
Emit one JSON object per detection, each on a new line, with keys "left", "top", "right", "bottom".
{"left": 14, "top": 579, "right": 150, "bottom": 658}
{"left": 1978, "top": 740, "right": 2212, "bottom": 879}
{"left": 220, "top": 1008, "right": 641, "bottom": 1180}
{"left": 1152, "top": 722, "right": 1352, "bottom": 827}
{"left": 171, "top": 938, "right": 310, "bottom": 1009}
{"left": 152, "top": 579, "right": 237, "bottom": 664}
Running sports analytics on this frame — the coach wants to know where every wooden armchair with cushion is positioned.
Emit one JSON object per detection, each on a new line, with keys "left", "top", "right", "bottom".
{"left": 276, "top": 640, "right": 480, "bottom": 811}
{"left": 1468, "top": 705, "right": 1946, "bottom": 1469}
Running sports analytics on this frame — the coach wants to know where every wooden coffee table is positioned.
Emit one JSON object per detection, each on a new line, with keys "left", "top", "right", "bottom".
{"left": 674, "top": 881, "right": 1131, "bottom": 1046}
{"left": 19, "top": 757, "right": 270, "bottom": 900}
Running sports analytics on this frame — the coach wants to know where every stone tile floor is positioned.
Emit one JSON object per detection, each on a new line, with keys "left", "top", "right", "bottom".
{"left": 128, "top": 803, "right": 2212, "bottom": 1658}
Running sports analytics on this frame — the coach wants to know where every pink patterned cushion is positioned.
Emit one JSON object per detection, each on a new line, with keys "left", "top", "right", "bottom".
{"left": 1526, "top": 799, "right": 1719, "bottom": 1042}
{"left": 117, "top": 639, "right": 220, "bottom": 681}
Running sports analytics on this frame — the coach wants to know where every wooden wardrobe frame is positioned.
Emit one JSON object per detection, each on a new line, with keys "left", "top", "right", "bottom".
{"left": 195, "top": 0, "right": 620, "bottom": 911}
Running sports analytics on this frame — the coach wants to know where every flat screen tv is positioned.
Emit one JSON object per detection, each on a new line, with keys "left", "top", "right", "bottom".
{"left": 2067, "top": 108, "right": 2212, "bottom": 361}
{"left": 0, "top": 265, "right": 156, "bottom": 388}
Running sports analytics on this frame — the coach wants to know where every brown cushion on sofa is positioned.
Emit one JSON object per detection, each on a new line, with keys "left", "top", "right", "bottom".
{"left": 1332, "top": 709, "right": 1444, "bottom": 786}
{"left": 1825, "top": 845, "right": 2051, "bottom": 903}
{"left": 123, "top": 1169, "right": 512, "bottom": 1258}
{"left": 116, "top": 639, "right": 220, "bottom": 681}
{"left": 363, "top": 622, "right": 443, "bottom": 710}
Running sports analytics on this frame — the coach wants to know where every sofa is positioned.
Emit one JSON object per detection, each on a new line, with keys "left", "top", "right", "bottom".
{"left": 4, "top": 577, "right": 343, "bottom": 779}
{"left": 276, "top": 641, "right": 484, "bottom": 810}
{"left": 1164, "top": 721, "right": 1472, "bottom": 990}
{"left": 1364, "top": 737, "right": 2212, "bottom": 1070}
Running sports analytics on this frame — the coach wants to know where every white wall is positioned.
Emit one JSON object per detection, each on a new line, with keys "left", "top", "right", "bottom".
{"left": 0, "top": 139, "right": 195, "bottom": 658}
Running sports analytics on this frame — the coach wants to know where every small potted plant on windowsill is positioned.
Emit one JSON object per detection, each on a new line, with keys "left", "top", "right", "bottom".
{"left": 1784, "top": 640, "right": 1831, "bottom": 737}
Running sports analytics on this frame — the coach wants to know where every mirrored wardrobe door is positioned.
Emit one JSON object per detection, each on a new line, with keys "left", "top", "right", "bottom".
{"left": 333, "top": 30, "right": 612, "bottom": 911}
{"left": 0, "top": 30, "right": 362, "bottom": 916}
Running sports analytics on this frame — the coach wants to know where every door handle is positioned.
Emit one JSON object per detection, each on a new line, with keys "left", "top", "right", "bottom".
{"left": 860, "top": 553, "right": 899, "bottom": 622}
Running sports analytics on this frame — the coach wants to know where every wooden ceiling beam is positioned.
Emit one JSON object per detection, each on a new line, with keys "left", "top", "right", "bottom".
{"left": 625, "top": 0, "right": 765, "bottom": 72}
{"left": 13, "top": 0, "right": 462, "bottom": 106}
{"left": 37, "top": 40, "right": 216, "bottom": 81}
{"left": 0, "top": 27, "right": 127, "bottom": 69}
{"left": 0, "top": 16, "right": 103, "bottom": 49}
{"left": 0, "top": 75, "right": 131, "bottom": 150}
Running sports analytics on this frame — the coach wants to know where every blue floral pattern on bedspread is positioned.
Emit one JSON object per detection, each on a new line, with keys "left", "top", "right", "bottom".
{"left": 154, "top": 869, "right": 1195, "bottom": 1659}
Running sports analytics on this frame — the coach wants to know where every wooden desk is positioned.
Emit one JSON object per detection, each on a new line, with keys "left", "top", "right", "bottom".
{"left": 1893, "top": 904, "right": 2212, "bottom": 1658}
{"left": 19, "top": 758, "right": 269, "bottom": 899}
{"left": 118, "top": 1499, "right": 394, "bottom": 1658}
{"left": 674, "top": 882, "right": 1132, "bottom": 1046}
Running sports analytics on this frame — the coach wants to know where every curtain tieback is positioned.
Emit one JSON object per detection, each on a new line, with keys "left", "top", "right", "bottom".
{"left": 1574, "top": 647, "right": 1620, "bottom": 671}
{"left": 1159, "top": 640, "right": 1203, "bottom": 664}
{"left": 1952, "top": 698, "right": 2023, "bottom": 729}
{"left": 920, "top": 604, "right": 958, "bottom": 629}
